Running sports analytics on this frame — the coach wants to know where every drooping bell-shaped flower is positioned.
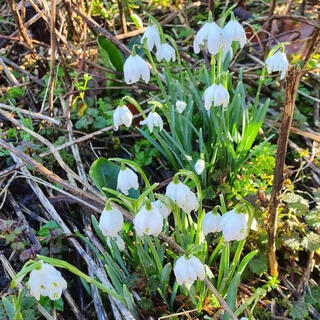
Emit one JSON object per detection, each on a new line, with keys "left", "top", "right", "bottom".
{"left": 113, "top": 105, "right": 133, "bottom": 131}
{"left": 107, "top": 235, "right": 125, "bottom": 252}
{"left": 117, "top": 166, "right": 139, "bottom": 195}
{"left": 28, "top": 263, "right": 67, "bottom": 301}
{"left": 156, "top": 43, "right": 176, "bottom": 62}
{"left": 219, "top": 209, "right": 248, "bottom": 241}
{"left": 265, "top": 50, "right": 289, "bottom": 80}
{"left": 222, "top": 19, "right": 247, "bottom": 50}
{"left": 194, "top": 21, "right": 222, "bottom": 56}
{"left": 176, "top": 100, "right": 187, "bottom": 113}
{"left": 124, "top": 53, "right": 150, "bottom": 84}
{"left": 194, "top": 159, "right": 205, "bottom": 175}
{"left": 139, "top": 111, "right": 163, "bottom": 133}
{"left": 203, "top": 84, "right": 230, "bottom": 110}
{"left": 99, "top": 205, "right": 124, "bottom": 237}
{"left": 165, "top": 180, "right": 199, "bottom": 214}
{"left": 152, "top": 199, "right": 172, "bottom": 218}
{"left": 202, "top": 211, "right": 222, "bottom": 236}
{"left": 174, "top": 255, "right": 205, "bottom": 289}
{"left": 141, "top": 25, "right": 160, "bottom": 51}
{"left": 133, "top": 202, "right": 163, "bottom": 236}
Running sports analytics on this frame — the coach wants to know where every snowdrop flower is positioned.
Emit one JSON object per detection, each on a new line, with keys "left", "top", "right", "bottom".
{"left": 165, "top": 180, "right": 199, "bottom": 214}
{"left": 219, "top": 209, "right": 248, "bottom": 241}
{"left": 139, "top": 111, "right": 163, "bottom": 132}
{"left": 133, "top": 202, "right": 163, "bottom": 236}
{"left": 174, "top": 255, "right": 205, "bottom": 289}
{"left": 202, "top": 212, "right": 222, "bottom": 236}
{"left": 176, "top": 100, "right": 187, "bottom": 113}
{"left": 99, "top": 205, "right": 124, "bottom": 237}
{"left": 203, "top": 84, "right": 229, "bottom": 110}
{"left": 194, "top": 159, "right": 205, "bottom": 175}
{"left": 152, "top": 199, "right": 172, "bottom": 218}
{"left": 156, "top": 43, "right": 176, "bottom": 62}
{"left": 194, "top": 21, "right": 222, "bottom": 56}
{"left": 124, "top": 54, "right": 150, "bottom": 84}
{"left": 222, "top": 19, "right": 247, "bottom": 50}
{"left": 141, "top": 25, "right": 160, "bottom": 51}
{"left": 245, "top": 214, "right": 258, "bottom": 231}
{"left": 107, "top": 235, "right": 125, "bottom": 252}
{"left": 117, "top": 166, "right": 139, "bottom": 195}
{"left": 28, "top": 263, "right": 67, "bottom": 301}
{"left": 113, "top": 105, "right": 133, "bottom": 131}
{"left": 265, "top": 50, "right": 289, "bottom": 80}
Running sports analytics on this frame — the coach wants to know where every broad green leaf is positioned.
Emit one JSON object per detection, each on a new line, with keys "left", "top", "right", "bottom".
{"left": 89, "top": 157, "right": 139, "bottom": 199}
{"left": 302, "top": 232, "right": 320, "bottom": 251}
{"left": 282, "top": 193, "right": 309, "bottom": 216}
{"left": 97, "top": 36, "right": 124, "bottom": 73}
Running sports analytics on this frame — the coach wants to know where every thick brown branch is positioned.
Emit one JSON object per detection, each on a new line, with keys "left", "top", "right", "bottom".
{"left": 267, "top": 65, "right": 301, "bottom": 276}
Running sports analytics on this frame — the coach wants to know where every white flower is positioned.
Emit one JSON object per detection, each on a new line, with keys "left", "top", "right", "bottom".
{"left": 124, "top": 54, "right": 150, "bottom": 84}
{"left": 133, "top": 203, "right": 163, "bottom": 236}
{"left": 222, "top": 46, "right": 233, "bottom": 61}
{"left": 152, "top": 199, "right": 172, "bottom": 218}
{"left": 194, "top": 22, "right": 222, "bottom": 55}
{"left": 202, "top": 212, "right": 222, "bottom": 236}
{"left": 28, "top": 263, "right": 67, "bottom": 301}
{"left": 222, "top": 19, "right": 247, "bottom": 50}
{"left": 174, "top": 255, "right": 205, "bottom": 289}
{"left": 117, "top": 166, "right": 139, "bottom": 195}
{"left": 165, "top": 180, "right": 199, "bottom": 214}
{"left": 156, "top": 43, "right": 176, "bottom": 62}
{"left": 141, "top": 25, "right": 160, "bottom": 51}
{"left": 107, "top": 235, "right": 125, "bottom": 251}
{"left": 219, "top": 210, "right": 248, "bottom": 241}
{"left": 113, "top": 105, "right": 133, "bottom": 131}
{"left": 139, "top": 111, "right": 163, "bottom": 132}
{"left": 265, "top": 50, "right": 289, "bottom": 80}
{"left": 203, "top": 84, "right": 229, "bottom": 110}
{"left": 194, "top": 159, "right": 205, "bottom": 175}
{"left": 245, "top": 214, "right": 258, "bottom": 231}
{"left": 176, "top": 100, "right": 187, "bottom": 113}
{"left": 99, "top": 206, "right": 124, "bottom": 237}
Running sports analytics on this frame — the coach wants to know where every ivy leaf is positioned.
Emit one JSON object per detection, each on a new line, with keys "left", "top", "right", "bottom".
{"left": 282, "top": 193, "right": 309, "bottom": 216}
{"left": 289, "top": 299, "right": 309, "bottom": 319}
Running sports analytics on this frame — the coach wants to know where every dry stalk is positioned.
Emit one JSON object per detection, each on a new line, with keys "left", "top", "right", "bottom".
{"left": 267, "top": 65, "right": 301, "bottom": 276}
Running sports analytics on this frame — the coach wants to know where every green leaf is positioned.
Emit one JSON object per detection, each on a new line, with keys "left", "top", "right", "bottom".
{"left": 2, "top": 297, "right": 14, "bottom": 320}
{"left": 97, "top": 36, "right": 124, "bottom": 73}
{"left": 302, "top": 232, "right": 320, "bottom": 251}
{"left": 289, "top": 299, "right": 309, "bottom": 319}
{"left": 282, "top": 193, "right": 309, "bottom": 216}
{"left": 249, "top": 254, "right": 268, "bottom": 276}
{"left": 131, "top": 14, "right": 143, "bottom": 29}
{"left": 38, "top": 221, "right": 59, "bottom": 237}
{"left": 54, "top": 298, "right": 64, "bottom": 311}
{"left": 89, "top": 157, "right": 139, "bottom": 199}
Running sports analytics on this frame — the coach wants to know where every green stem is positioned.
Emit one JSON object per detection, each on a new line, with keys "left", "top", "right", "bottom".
{"left": 253, "top": 66, "right": 267, "bottom": 110}
{"left": 144, "top": 46, "right": 169, "bottom": 105}
{"left": 208, "top": 236, "right": 224, "bottom": 265}
{"left": 211, "top": 55, "right": 216, "bottom": 84}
